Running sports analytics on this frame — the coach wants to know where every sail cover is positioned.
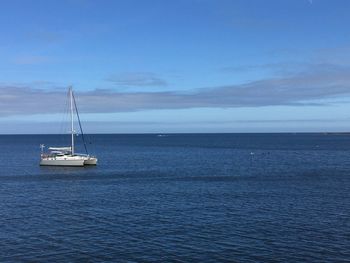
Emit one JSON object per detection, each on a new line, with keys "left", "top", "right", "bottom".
{"left": 48, "top": 147, "right": 72, "bottom": 152}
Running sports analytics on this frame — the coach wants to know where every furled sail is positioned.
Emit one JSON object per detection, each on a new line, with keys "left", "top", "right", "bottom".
{"left": 48, "top": 147, "right": 72, "bottom": 152}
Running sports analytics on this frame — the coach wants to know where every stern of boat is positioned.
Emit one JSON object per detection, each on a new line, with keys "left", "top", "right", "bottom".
{"left": 84, "top": 157, "right": 98, "bottom": 165}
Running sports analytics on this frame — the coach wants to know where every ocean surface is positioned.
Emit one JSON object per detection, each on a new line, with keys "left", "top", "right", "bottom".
{"left": 0, "top": 133, "right": 349, "bottom": 262}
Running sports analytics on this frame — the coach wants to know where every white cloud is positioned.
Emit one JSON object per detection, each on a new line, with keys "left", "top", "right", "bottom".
{"left": 106, "top": 72, "right": 167, "bottom": 87}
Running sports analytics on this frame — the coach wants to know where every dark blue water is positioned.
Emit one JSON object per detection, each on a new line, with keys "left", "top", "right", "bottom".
{"left": 1, "top": 133, "right": 349, "bottom": 262}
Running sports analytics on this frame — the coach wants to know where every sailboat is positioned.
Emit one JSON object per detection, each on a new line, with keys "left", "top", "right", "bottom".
{"left": 40, "top": 87, "right": 98, "bottom": 166}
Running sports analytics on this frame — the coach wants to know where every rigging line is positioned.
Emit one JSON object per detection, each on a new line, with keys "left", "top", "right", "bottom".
{"left": 72, "top": 90, "right": 89, "bottom": 155}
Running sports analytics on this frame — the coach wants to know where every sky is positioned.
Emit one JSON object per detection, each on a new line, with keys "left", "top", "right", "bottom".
{"left": 1, "top": 0, "right": 350, "bottom": 133}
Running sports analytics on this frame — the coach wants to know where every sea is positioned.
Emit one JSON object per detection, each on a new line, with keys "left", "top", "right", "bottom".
{"left": 0, "top": 133, "right": 349, "bottom": 262}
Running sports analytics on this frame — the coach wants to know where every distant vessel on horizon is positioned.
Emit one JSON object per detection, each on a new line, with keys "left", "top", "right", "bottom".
{"left": 40, "top": 87, "right": 97, "bottom": 166}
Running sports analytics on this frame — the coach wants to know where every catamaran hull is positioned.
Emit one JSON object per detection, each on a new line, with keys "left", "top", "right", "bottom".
{"left": 40, "top": 159, "right": 85, "bottom": 166}
{"left": 84, "top": 158, "right": 97, "bottom": 165}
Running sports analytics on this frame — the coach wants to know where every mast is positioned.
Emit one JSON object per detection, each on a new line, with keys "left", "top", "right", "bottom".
{"left": 70, "top": 86, "right": 74, "bottom": 155}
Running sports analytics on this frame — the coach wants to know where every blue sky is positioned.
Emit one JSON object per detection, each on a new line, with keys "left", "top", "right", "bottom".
{"left": 1, "top": 0, "right": 350, "bottom": 133}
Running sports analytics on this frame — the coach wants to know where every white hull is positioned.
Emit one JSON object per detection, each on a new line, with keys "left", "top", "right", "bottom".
{"left": 84, "top": 157, "right": 97, "bottom": 165}
{"left": 40, "top": 155, "right": 87, "bottom": 166}
{"left": 40, "top": 159, "right": 85, "bottom": 166}
{"left": 40, "top": 155, "right": 97, "bottom": 167}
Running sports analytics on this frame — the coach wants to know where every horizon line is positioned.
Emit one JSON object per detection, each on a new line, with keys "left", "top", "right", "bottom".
{"left": 1, "top": 131, "right": 350, "bottom": 135}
